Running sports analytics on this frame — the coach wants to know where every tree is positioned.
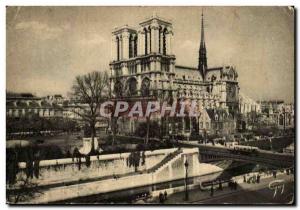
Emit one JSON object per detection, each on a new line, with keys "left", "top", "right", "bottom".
{"left": 71, "top": 71, "right": 110, "bottom": 154}
{"left": 110, "top": 116, "right": 118, "bottom": 146}
{"left": 135, "top": 121, "right": 160, "bottom": 139}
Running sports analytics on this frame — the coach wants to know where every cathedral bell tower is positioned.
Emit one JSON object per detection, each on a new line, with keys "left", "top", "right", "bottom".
{"left": 198, "top": 12, "right": 208, "bottom": 81}
{"left": 110, "top": 14, "right": 176, "bottom": 100}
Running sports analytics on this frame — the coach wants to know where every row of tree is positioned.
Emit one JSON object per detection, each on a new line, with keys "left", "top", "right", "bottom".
{"left": 6, "top": 116, "right": 79, "bottom": 136}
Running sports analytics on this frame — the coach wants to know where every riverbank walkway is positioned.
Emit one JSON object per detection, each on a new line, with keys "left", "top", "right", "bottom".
{"left": 149, "top": 171, "right": 294, "bottom": 204}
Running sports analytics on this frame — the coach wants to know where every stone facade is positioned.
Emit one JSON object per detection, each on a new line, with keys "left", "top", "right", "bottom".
{"left": 109, "top": 14, "right": 240, "bottom": 137}
{"left": 259, "top": 100, "right": 294, "bottom": 129}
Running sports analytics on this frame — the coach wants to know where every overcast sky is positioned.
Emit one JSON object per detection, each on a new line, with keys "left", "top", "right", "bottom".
{"left": 6, "top": 6, "right": 294, "bottom": 102}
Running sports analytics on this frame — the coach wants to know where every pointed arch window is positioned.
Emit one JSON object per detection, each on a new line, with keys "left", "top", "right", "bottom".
{"left": 141, "top": 78, "right": 151, "bottom": 97}
{"left": 134, "top": 36, "right": 137, "bottom": 57}
{"left": 144, "top": 28, "right": 148, "bottom": 55}
{"left": 125, "top": 77, "right": 138, "bottom": 96}
{"left": 129, "top": 34, "right": 133, "bottom": 58}
{"left": 116, "top": 36, "right": 120, "bottom": 61}
{"left": 129, "top": 34, "right": 137, "bottom": 58}
{"left": 149, "top": 27, "right": 152, "bottom": 53}
{"left": 114, "top": 80, "right": 123, "bottom": 98}
{"left": 163, "top": 28, "right": 167, "bottom": 55}
{"left": 158, "top": 26, "right": 162, "bottom": 54}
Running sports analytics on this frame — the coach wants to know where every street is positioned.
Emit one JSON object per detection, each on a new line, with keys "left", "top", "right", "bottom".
{"left": 198, "top": 179, "right": 294, "bottom": 204}
{"left": 152, "top": 173, "right": 294, "bottom": 204}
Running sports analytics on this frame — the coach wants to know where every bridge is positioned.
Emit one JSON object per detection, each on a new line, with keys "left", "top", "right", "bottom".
{"left": 175, "top": 141, "right": 294, "bottom": 168}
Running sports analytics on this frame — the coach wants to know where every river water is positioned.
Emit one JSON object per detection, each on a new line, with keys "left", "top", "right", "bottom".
{"left": 53, "top": 161, "right": 274, "bottom": 204}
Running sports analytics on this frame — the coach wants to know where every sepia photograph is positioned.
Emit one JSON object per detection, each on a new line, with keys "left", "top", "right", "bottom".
{"left": 6, "top": 6, "right": 295, "bottom": 205}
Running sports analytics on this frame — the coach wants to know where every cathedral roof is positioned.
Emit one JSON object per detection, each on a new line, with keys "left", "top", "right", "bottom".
{"left": 174, "top": 65, "right": 203, "bottom": 81}
{"left": 206, "top": 67, "right": 223, "bottom": 71}
{"left": 206, "top": 108, "right": 231, "bottom": 121}
{"left": 175, "top": 65, "right": 198, "bottom": 70}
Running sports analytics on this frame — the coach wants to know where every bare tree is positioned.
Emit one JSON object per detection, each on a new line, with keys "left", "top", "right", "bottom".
{"left": 110, "top": 115, "right": 118, "bottom": 146}
{"left": 71, "top": 71, "right": 110, "bottom": 154}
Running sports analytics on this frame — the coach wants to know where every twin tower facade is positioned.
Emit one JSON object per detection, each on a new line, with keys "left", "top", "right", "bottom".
{"left": 109, "top": 14, "right": 176, "bottom": 99}
{"left": 109, "top": 13, "right": 240, "bottom": 136}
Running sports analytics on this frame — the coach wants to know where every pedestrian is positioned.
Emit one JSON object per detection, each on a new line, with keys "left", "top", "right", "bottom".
{"left": 234, "top": 181, "right": 238, "bottom": 190}
{"left": 219, "top": 180, "right": 223, "bottom": 190}
{"left": 243, "top": 175, "right": 246, "bottom": 183}
{"left": 257, "top": 174, "right": 260, "bottom": 183}
{"left": 33, "top": 159, "right": 40, "bottom": 179}
{"left": 159, "top": 192, "right": 164, "bottom": 203}
{"left": 210, "top": 185, "right": 214, "bottom": 196}
{"left": 26, "top": 159, "right": 34, "bottom": 179}
{"left": 164, "top": 190, "right": 168, "bottom": 200}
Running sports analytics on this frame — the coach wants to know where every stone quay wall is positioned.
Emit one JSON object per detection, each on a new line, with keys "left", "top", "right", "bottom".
{"left": 17, "top": 148, "right": 178, "bottom": 186}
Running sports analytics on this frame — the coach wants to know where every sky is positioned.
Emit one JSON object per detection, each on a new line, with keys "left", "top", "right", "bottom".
{"left": 6, "top": 6, "right": 294, "bottom": 102}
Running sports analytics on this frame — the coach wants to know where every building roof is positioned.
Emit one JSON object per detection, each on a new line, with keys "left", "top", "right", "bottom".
{"left": 139, "top": 13, "right": 172, "bottom": 27}
{"left": 174, "top": 65, "right": 236, "bottom": 82}
{"left": 6, "top": 92, "right": 41, "bottom": 100}
{"left": 259, "top": 100, "right": 285, "bottom": 104}
{"left": 7, "top": 92, "right": 35, "bottom": 98}
{"left": 206, "top": 109, "right": 215, "bottom": 120}
{"left": 174, "top": 65, "right": 203, "bottom": 81}
{"left": 239, "top": 91, "right": 259, "bottom": 105}
{"left": 206, "top": 108, "right": 231, "bottom": 121}
{"left": 206, "top": 67, "right": 223, "bottom": 72}
{"left": 175, "top": 65, "right": 198, "bottom": 71}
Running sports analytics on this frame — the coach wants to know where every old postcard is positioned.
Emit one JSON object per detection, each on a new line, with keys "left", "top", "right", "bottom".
{"left": 6, "top": 6, "right": 295, "bottom": 205}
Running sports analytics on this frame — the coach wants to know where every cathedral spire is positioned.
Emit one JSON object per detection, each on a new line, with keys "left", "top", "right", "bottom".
{"left": 198, "top": 10, "right": 208, "bottom": 80}
{"left": 200, "top": 11, "right": 205, "bottom": 46}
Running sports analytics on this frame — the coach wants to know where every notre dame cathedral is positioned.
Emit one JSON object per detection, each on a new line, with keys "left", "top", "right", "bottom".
{"left": 109, "top": 13, "right": 239, "bottom": 139}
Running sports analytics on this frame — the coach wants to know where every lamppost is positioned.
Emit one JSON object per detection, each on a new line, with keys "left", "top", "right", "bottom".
{"left": 184, "top": 159, "right": 189, "bottom": 201}
{"left": 203, "top": 129, "right": 207, "bottom": 144}
{"left": 283, "top": 107, "right": 286, "bottom": 132}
